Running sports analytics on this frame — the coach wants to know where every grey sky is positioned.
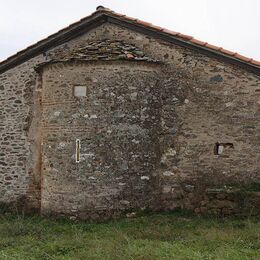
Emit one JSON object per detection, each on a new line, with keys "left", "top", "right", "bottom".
{"left": 0, "top": 0, "right": 259, "bottom": 62}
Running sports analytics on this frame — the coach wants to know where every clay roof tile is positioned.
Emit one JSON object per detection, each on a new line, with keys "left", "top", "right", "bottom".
{"left": 123, "top": 15, "right": 138, "bottom": 22}
{"left": 112, "top": 12, "right": 126, "bottom": 17}
{"left": 220, "top": 48, "right": 236, "bottom": 56}
{"left": 162, "top": 28, "right": 179, "bottom": 36}
{"left": 190, "top": 38, "right": 207, "bottom": 46}
{"left": 234, "top": 53, "right": 253, "bottom": 62}
{"left": 205, "top": 43, "right": 222, "bottom": 51}
{"left": 250, "top": 59, "right": 260, "bottom": 66}
{"left": 0, "top": 6, "right": 259, "bottom": 74}
{"left": 136, "top": 19, "right": 152, "bottom": 27}
{"left": 148, "top": 24, "right": 164, "bottom": 31}
{"left": 178, "top": 33, "right": 193, "bottom": 40}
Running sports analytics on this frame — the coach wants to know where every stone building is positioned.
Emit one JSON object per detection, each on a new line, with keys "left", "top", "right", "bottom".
{"left": 0, "top": 6, "right": 259, "bottom": 219}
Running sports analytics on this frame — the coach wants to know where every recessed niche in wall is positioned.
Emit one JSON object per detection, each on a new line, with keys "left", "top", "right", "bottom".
{"left": 214, "top": 142, "right": 234, "bottom": 155}
{"left": 74, "top": 86, "right": 87, "bottom": 97}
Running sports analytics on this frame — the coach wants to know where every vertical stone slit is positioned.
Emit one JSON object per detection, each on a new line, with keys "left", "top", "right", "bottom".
{"left": 76, "top": 139, "right": 80, "bottom": 163}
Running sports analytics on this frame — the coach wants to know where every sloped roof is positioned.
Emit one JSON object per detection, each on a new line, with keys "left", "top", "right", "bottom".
{"left": 0, "top": 6, "right": 259, "bottom": 75}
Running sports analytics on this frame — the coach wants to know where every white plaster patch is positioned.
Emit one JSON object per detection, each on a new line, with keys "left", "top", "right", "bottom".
{"left": 161, "top": 118, "right": 165, "bottom": 127}
{"left": 132, "top": 139, "right": 140, "bottom": 144}
{"left": 163, "top": 186, "right": 172, "bottom": 193}
{"left": 218, "top": 145, "right": 224, "bottom": 154}
{"left": 163, "top": 171, "right": 175, "bottom": 176}
{"left": 72, "top": 113, "right": 79, "bottom": 119}
{"left": 126, "top": 212, "right": 136, "bottom": 218}
{"left": 74, "top": 86, "right": 87, "bottom": 97}
{"left": 120, "top": 200, "right": 130, "bottom": 205}
{"left": 57, "top": 142, "right": 66, "bottom": 150}
{"left": 81, "top": 153, "right": 95, "bottom": 161}
{"left": 118, "top": 96, "right": 124, "bottom": 101}
{"left": 90, "top": 114, "right": 97, "bottom": 119}
{"left": 54, "top": 111, "right": 61, "bottom": 116}
{"left": 216, "top": 65, "right": 225, "bottom": 69}
{"left": 225, "top": 102, "right": 233, "bottom": 107}
{"left": 130, "top": 92, "right": 138, "bottom": 100}
{"left": 165, "top": 148, "right": 177, "bottom": 157}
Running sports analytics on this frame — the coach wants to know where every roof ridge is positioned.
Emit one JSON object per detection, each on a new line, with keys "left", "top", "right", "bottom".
{"left": 0, "top": 6, "right": 259, "bottom": 74}
{"left": 98, "top": 7, "right": 260, "bottom": 67}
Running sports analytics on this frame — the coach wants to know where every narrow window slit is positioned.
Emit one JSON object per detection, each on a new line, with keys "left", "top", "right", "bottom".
{"left": 76, "top": 139, "right": 81, "bottom": 163}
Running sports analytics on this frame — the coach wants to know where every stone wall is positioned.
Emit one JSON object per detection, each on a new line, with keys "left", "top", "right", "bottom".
{"left": 40, "top": 61, "right": 161, "bottom": 219}
{"left": 0, "top": 57, "right": 43, "bottom": 211}
{"left": 0, "top": 21, "right": 259, "bottom": 218}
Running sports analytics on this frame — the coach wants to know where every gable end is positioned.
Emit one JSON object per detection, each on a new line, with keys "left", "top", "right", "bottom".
{"left": 0, "top": 8, "right": 259, "bottom": 75}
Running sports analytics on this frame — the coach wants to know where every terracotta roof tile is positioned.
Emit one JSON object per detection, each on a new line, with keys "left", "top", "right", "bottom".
{"left": 250, "top": 59, "right": 260, "bottom": 66}
{"left": 123, "top": 15, "right": 138, "bottom": 22}
{"left": 161, "top": 28, "right": 180, "bottom": 36}
{"left": 234, "top": 53, "right": 252, "bottom": 62}
{"left": 178, "top": 33, "right": 193, "bottom": 40}
{"left": 136, "top": 19, "right": 152, "bottom": 27}
{"left": 111, "top": 10, "right": 259, "bottom": 67}
{"left": 220, "top": 48, "right": 236, "bottom": 56}
{"left": 147, "top": 24, "right": 164, "bottom": 31}
{"left": 190, "top": 38, "right": 207, "bottom": 46}
{"left": 113, "top": 13, "right": 126, "bottom": 17}
{"left": 0, "top": 6, "right": 259, "bottom": 73}
{"left": 204, "top": 43, "right": 222, "bottom": 51}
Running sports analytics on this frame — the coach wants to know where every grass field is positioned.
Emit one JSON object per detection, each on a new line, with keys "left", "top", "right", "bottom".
{"left": 0, "top": 212, "right": 259, "bottom": 260}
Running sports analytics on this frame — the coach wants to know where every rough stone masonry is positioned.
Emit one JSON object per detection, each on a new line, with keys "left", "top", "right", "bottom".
{"left": 0, "top": 7, "right": 259, "bottom": 220}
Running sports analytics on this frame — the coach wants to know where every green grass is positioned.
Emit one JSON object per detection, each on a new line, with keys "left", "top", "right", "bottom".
{"left": 0, "top": 212, "right": 259, "bottom": 260}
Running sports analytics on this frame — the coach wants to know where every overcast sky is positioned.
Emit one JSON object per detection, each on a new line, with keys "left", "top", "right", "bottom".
{"left": 0, "top": 0, "right": 259, "bottom": 62}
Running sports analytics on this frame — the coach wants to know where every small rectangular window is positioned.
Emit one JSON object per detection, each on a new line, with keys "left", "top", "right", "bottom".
{"left": 214, "top": 142, "right": 234, "bottom": 155}
{"left": 74, "top": 86, "right": 87, "bottom": 97}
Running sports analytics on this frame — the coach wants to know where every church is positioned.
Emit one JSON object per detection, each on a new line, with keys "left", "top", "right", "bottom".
{"left": 0, "top": 6, "right": 259, "bottom": 219}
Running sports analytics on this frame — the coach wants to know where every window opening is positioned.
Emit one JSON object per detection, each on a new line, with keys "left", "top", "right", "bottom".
{"left": 76, "top": 139, "right": 81, "bottom": 162}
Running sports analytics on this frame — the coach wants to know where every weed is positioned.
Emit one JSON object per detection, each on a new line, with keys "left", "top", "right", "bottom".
{"left": 0, "top": 212, "right": 259, "bottom": 259}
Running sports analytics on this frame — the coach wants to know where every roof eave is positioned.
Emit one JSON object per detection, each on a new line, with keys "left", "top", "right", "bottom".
{"left": 106, "top": 15, "right": 260, "bottom": 76}
{"left": 0, "top": 12, "right": 107, "bottom": 74}
{"left": 0, "top": 10, "right": 259, "bottom": 76}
